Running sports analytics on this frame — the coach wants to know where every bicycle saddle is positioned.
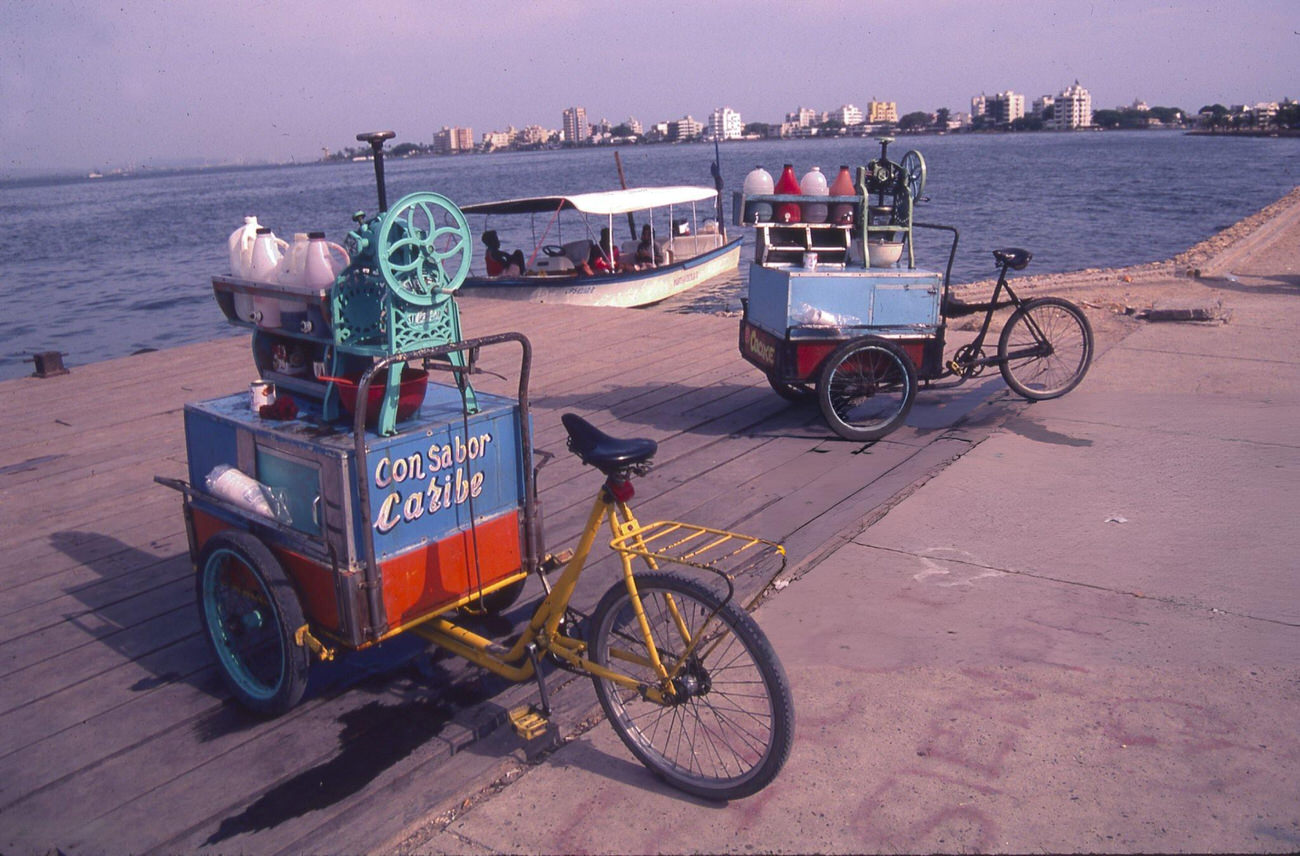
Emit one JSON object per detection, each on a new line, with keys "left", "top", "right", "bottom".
{"left": 561, "top": 413, "right": 657, "bottom": 474}
{"left": 993, "top": 248, "right": 1032, "bottom": 270}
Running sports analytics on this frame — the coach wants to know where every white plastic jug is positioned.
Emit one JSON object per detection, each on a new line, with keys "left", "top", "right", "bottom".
{"left": 227, "top": 215, "right": 260, "bottom": 277}
{"left": 247, "top": 228, "right": 287, "bottom": 326}
{"left": 742, "top": 166, "right": 774, "bottom": 223}
{"left": 800, "top": 167, "right": 829, "bottom": 224}
{"left": 247, "top": 228, "right": 287, "bottom": 283}
{"left": 276, "top": 232, "right": 312, "bottom": 286}
{"left": 302, "top": 232, "right": 351, "bottom": 288}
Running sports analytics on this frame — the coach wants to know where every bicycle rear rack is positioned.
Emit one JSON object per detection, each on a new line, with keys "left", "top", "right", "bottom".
{"left": 611, "top": 521, "right": 786, "bottom": 582}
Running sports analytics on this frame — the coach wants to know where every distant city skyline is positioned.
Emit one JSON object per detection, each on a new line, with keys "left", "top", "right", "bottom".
{"left": 2, "top": 0, "right": 1297, "bottom": 174}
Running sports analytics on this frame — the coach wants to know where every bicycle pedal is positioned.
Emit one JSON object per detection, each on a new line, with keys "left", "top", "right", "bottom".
{"left": 539, "top": 550, "right": 574, "bottom": 574}
{"left": 508, "top": 704, "right": 550, "bottom": 740}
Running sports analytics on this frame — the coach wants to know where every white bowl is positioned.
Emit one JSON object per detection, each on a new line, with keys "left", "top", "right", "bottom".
{"left": 868, "top": 240, "right": 904, "bottom": 267}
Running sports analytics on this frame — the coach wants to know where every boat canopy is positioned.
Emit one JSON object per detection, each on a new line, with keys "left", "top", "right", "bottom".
{"left": 461, "top": 185, "right": 719, "bottom": 217}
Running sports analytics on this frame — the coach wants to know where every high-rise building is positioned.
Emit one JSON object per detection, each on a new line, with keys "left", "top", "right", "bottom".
{"left": 785, "top": 106, "right": 818, "bottom": 128}
{"left": 434, "top": 126, "right": 473, "bottom": 154}
{"left": 867, "top": 100, "right": 898, "bottom": 124}
{"left": 562, "top": 106, "right": 588, "bottom": 143}
{"left": 481, "top": 130, "right": 512, "bottom": 150}
{"left": 668, "top": 115, "right": 703, "bottom": 141}
{"left": 626, "top": 116, "right": 643, "bottom": 135}
{"left": 710, "top": 107, "right": 744, "bottom": 140}
{"left": 982, "top": 91, "right": 1024, "bottom": 125}
{"left": 1053, "top": 81, "right": 1092, "bottom": 130}
{"left": 830, "top": 104, "right": 864, "bottom": 126}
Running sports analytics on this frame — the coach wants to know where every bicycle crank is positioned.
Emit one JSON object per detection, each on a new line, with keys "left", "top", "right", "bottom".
{"left": 949, "top": 344, "right": 988, "bottom": 378}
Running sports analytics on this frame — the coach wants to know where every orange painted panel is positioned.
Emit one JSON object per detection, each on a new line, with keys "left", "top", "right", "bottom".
{"left": 379, "top": 512, "right": 522, "bottom": 627}
{"left": 190, "top": 508, "right": 342, "bottom": 632}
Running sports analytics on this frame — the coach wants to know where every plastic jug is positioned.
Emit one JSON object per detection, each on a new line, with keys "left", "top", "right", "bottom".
{"left": 247, "top": 228, "right": 287, "bottom": 327}
{"left": 302, "top": 232, "right": 351, "bottom": 288}
{"left": 247, "top": 228, "right": 287, "bottom": 283}
{"left": 227, "top": 215, "right": 261, "bottom": 277}
{"left": 276, "top": 232, "right": 311, "bottom": 285}
{"left": 773, "top": 164, "right": 802, "bottom": 224}
{"left": 742, "top": 166, "right": 774, "bottom": 223}
{"left": 800, "top": 167, "right": 829, "bottom": 224}
{"left": 829, "top": 165, "right": 857, "bottom": 225}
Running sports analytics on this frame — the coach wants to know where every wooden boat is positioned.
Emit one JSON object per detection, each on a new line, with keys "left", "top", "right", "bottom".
{"left": 459, "top": 186, "right": 742, "bottom": 307}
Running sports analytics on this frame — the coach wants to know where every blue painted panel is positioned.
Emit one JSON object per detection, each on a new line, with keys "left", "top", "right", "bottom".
{"left": 184, "top": 408, "right": 239, "bottom": 490}
{"left": 361, "top": 384, "right": 524, "bottom": 560}
{"left": 183, "top": 381, "right": 526, "bottom": 564}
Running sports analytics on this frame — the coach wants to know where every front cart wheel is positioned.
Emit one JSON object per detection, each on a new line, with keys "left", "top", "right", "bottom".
{"left": 196, "top": 530, "right": 309, "bottom": 716}
{"left": 588, "top": 572, "right": 794, "bottom": 800}
{"left": 998, "top": 297, "right": 1094, "bottom": 400}
{"left": 816, "top": 337, "right": 917, "bottom": 441}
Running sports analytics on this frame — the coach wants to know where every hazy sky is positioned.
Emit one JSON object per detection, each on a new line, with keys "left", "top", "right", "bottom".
{"left": 2, "top": 0, "right": 1296, "bottom": 174}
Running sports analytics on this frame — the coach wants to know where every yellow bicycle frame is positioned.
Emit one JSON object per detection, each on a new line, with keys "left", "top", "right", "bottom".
{"left": 410, "top": 490, "right": 686, "bottom": 703}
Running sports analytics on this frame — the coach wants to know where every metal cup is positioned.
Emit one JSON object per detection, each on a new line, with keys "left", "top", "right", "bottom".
{"left": 250, "top": 380, "right": 276, "bottom": 411}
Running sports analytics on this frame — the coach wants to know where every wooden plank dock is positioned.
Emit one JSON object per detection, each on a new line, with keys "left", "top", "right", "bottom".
{"left": 0, "top": 296, "right": 1013, "bottom": 854}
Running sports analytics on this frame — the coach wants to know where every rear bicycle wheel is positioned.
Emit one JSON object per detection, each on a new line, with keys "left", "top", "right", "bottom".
{"left": 998, "top": 297, "right": 1094, "bottom": 400}
{"left": 196, "top": 530, "right": 309, "bottom": 716}
{"left": 589, "top": 572, "right": 794, "bottom": 800}
{"left": 816, "top": 337, "right": 917, "bottom": 441}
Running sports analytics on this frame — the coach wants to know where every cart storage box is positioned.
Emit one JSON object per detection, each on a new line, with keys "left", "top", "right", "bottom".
{"left": 183, "top": 382, "right": 527, "bottom": 645}
{"left": 746, "top": 263, "right": 942, "bottom": 336}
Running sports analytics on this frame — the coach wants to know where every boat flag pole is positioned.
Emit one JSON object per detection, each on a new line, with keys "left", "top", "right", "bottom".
{"left": 711, "top": 134, "right": 727, "bottom": 240}
{"left": 614, "top": 151, "right": 637, "bottom": 240}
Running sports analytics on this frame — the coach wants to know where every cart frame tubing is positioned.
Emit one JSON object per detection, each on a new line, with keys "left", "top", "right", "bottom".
{"left": 351, "top": 332, "right": 536, "bottom": 641}
{"left": 412, "top": 489, "right": 704, "bottom": 705}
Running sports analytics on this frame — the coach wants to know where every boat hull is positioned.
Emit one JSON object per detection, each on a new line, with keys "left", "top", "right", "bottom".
{"left": 460, "top": 237, "right": 742, "bottom": 308}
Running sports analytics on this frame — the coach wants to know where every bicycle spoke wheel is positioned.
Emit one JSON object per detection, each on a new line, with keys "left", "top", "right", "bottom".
{"left": 589, "top": 572, "right": 794, "bottom": 800}
{"left": 816, "top": 337, "right": 917, "bottom": 441}
{"left": 196, "top": 530, "right": 309, "bottom": 716}
{"left": 998, "top": 297, "right": 1094, "bottom": 400}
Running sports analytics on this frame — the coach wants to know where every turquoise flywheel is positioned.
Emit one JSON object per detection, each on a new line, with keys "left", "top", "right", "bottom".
{"left": 375, "top": 191, "right": 473, "bottom": 305}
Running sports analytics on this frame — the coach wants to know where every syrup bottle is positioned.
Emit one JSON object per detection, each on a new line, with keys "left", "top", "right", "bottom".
{"left": 773, "top": 164, "right": 802, "bottom": 224}
{"left": 829, "top": 165, "right": 857, "bottom": 225}
{"left": 742, "top": 166, "right": 775, "bottom": 223}
{"left": 799, "top": 166, "right": 829, "bottom": 224}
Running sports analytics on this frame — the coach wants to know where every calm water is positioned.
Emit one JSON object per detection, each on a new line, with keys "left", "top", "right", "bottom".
{"left": 1, "top": 131, "right": 1297, "bottom": 380}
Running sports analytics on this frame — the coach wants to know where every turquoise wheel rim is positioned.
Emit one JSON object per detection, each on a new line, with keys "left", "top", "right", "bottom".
{"left": 201, "top": 546, "right": 286, "bottom": 702}
{"left": 376, "top": 191, "right": 472, "bottom": 305}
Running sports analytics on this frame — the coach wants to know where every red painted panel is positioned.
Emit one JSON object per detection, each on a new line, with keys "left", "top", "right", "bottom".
{"left": 379, "top": 511, "right": 522, "bottom": 627}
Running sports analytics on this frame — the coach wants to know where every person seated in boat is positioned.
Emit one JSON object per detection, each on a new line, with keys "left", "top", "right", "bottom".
{"left": 634, "top": 223, "right": 664, "bottom": 269}
{"left": 482, "top": 230, "right": 525, "bottom": 277}
{"left": 584, "top": 227, "right": 622, "bottom": 274}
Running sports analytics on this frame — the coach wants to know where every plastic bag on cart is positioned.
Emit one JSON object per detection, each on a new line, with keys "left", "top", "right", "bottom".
{"left": 205, "top": 465, "right": 293, "bottom": 525}
{"left": 792, "top": 302, "right": 861, "bottom": 328}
